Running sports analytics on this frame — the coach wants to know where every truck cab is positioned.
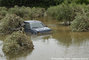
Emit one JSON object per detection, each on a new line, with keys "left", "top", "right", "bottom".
{"left": 24, "top": 20, "right": 52, "bottom": 34}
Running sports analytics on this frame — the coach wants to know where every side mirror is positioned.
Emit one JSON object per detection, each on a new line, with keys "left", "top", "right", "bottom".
{"left": 45, "top": 25, "right": 48, "bottom": 27}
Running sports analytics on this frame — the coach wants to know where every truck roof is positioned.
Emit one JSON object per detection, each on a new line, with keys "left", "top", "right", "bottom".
{"left": 24, "top": 20, "right": 41, "bottom": 23}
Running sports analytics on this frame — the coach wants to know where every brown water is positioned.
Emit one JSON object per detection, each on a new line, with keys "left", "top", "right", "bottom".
{"left": 0, "top": 17, "right": 89, "bottom": 60}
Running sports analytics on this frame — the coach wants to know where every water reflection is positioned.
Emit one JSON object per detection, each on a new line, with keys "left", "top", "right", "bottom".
{"left": 52, "top": 32, "right": 72, "bottom": 47}
{"left": 52, "top": 27, "right": 89, "bottom": 47}
{"left": 31, "top": 34, "right": 51, "bottom": 42}
{"left": 70, "top": 32, "right": 89, "bottom": 46}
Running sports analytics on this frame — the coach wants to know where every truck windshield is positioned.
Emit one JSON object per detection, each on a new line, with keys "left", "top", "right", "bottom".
{"left": 30, "top": 22, "right": 45, "bottom": 29}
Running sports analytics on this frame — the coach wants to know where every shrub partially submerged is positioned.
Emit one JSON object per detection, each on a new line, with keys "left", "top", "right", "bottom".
{"left": 0, "top": 14, "right": 24, "bottom": 33}
{"left": 3, "top": 31, "right": 34, "bottom": 55}
{"left": 5, "top": 49, "right": 33, "bottom": 59}
{"left": 47, "top": 3, "right": 86, "bottom": 25}
{"left": 47, "top": 3, "right": 76, "bottom": 25}
{"left": 71, "top": 13, "right": 89, "bottom": 32}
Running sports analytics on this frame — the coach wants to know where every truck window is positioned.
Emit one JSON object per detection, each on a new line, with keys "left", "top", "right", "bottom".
{"left": 25, "top": 23, "right": 30, "bottom": 29}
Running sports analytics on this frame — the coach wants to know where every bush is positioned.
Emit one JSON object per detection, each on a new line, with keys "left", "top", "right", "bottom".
{"left": 0, "top": 10, "right": 7, "bottom": 20}
{"left": 31, "top": 7, "right": 45, "bottom": 19}
{"left": 47, "top": 3, "right": 76, "bottom": 25}
{"left": 47, "top": 3, "right": 75, "bottom": 25}
{"left": 0, "top": 14, "right": 24, "bottom": 34}
{"left": 5, "top": 49, "right": 33, "bottom": 59}
{"left": 0, "top": 7, "right": 7, "bottom": 11}
{"left": 47, "top": 6, "right": 58, "bottom": 18}
{"left": 71, "top": 13, "right": 89, "bottom": 32}
{"left": 47, "top": 3, "right": 86, "bottom": 25}
{"left": 8, "top": 6, "right": 31, "bottom": 19}
{"left": 0, "top": 7, "right": 7, "bottom": 20}
{"left": 56, "top": 3, "right": 74, "bottom": 25}
{"left": 8, "top": 6, "right": 45, "bottom": 19}
{"left": 3, "top": 31, "right": 34, "bottom": 55}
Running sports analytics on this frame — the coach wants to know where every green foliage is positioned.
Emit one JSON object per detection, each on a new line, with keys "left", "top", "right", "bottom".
{"left": 0, "top": 10, "right": 7, "bottom": 20}
{"left": 47, "top": 3, "right": 87, "bottom": 25}
{"left": 64, "top": 0, "right": 89, "bottom": 4}
{"left": 0, "top": 14, "right": 24, "bottom": 33}
{"left": 8, "top": 6, "right": 46, "bottom": 19}
{"left": 8, "top": 6, "right": 31, "bottom": 19}
{"left": 31, "top": 7, "right": 45, "bottom": 19}
{"left": 0, "top": 6, "right": 46, "bottom": 20}
{"left": 3, "top": 31, "right": 34, "bottom": 55}
{"left": 47, "top": 3, "right": 76, "bottom": 25}
{"left": 76, "top": 0, "right": 89, "bottom": 4}
{"left": 47, "top": 6, "right": 58, "bottom": 18}
{"left": 71, "top": 13, "right": 89, "bottom": 32}
{"left": 0, "top": 7, "right": 7, "bottom": 11}
{"left": 0, "top": 7, "right": 7, "bottom": 20}
{"left": 56, "top": 3, "right": 74, "bottom": 23}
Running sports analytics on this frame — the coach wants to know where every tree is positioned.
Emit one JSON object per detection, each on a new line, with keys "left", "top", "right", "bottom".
{"left": 64, "top": 0, "right": 89, "bottom": 4}
{"left": 0, "top": 0, "right": 63, "bottom": 8}
{"left": 76, "top": 0, "right": 89, "bottom": 4}
{"left": 56, "top": 3, "right": 76, "bottom": 25}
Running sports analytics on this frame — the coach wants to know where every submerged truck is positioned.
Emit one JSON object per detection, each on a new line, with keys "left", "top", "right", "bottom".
{"left": 24, "top": 20, "right": 52, "bottom": 34}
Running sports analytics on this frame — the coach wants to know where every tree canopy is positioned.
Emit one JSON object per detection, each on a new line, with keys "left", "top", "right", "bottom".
{"left": 0, "top": 0, "right": 89, "bottom": 8}
{"left": 65, "top": 0, "right": 89, "bottom": 4}
{"left": 0, "top": 0, "right": 63, "bottom": 8}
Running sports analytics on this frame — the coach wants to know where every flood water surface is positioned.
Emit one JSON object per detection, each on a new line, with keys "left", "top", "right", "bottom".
{"left": 0, "top": 18, "right": 89, "bottom": 60}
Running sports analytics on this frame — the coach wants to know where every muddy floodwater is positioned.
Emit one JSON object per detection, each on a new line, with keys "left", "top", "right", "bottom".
{"left": 0, "top": 17, "right": 89, "bottom": 60}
